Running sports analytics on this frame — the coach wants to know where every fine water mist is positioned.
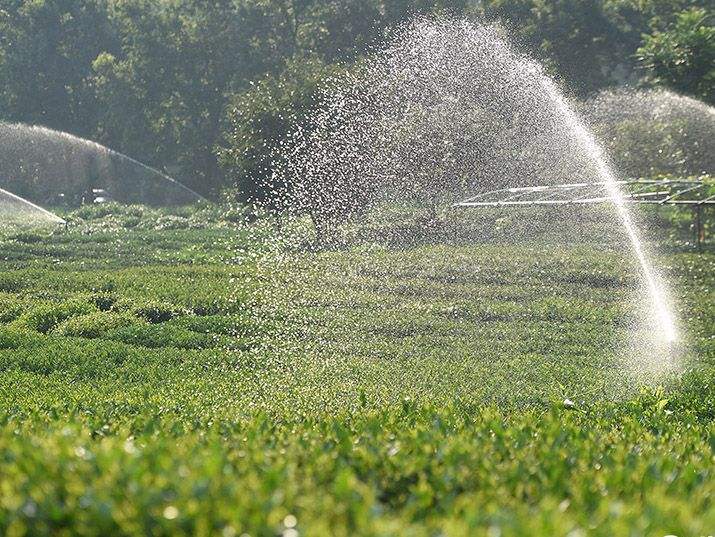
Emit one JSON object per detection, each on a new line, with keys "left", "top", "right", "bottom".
{"left": 586, "top": 89, "right": 715, "bottom": 179}
{"left": 0, "top": 186, "right": 66, "bottom": 227}
{"left": 0, "top": 122, "right": 206, "bottom": 208}
{"left": 253, "top": 18, "right": 682, "bottom": 399}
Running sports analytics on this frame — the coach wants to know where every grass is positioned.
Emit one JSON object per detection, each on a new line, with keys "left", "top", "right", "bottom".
{"left": 0, "top": 203, "right": 713, "bottom": 536}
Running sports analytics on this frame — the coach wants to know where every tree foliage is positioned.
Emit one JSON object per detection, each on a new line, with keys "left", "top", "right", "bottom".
{"left": 218, "top": 58, "right": 343, "bottom": 205}
{"left": 636, "top": 8, "right": 715, "bottom": 103}
{"left": 0, "top": 0, "right": 712, "bottom": 200}
{"left": 0, "top": 0, "right": 116, "bottom": 136}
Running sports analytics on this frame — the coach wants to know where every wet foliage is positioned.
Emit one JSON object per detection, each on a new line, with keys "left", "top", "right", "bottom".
{"left": 0, "top": 205, "right": 713, "bottom": 535}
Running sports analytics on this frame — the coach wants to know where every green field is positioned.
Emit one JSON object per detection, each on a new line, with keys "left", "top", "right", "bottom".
{"left": 0, "top": 204, "right": 713, "bottom": 536}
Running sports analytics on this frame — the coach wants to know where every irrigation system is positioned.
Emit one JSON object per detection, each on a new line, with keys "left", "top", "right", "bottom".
{"left": 454, "top": 179, "right": 714, "bottom": 249}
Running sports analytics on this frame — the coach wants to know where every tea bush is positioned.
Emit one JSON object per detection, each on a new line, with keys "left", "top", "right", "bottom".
{"left": 105, "top": 323, "right": 216, "bottom": 350}
{"left": 12, "top": 300, "right": 98, "bottom": 333}
{"left": 120, "top": 300, "right": 187, "bottom": 324}
{"left": 54, "top": 311, "right": 143, "bottom": 339}
{"left": 0, "top": 296, "right": 26, "bottom": 323}
{"left": 0, "top": 326, "right": 43, "bottom": 350}
{"left": 0, "top": 205, "right": 712, "bottom": 534}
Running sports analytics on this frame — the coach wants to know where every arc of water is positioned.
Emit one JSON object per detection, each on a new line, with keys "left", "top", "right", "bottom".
{"left": 0, "top": 186, "right": 66, "bottom": 225}
{"left": 103, "top": 148, "right": 210, "bottom": 204}
{"left": 1, "top": 122, "right": 209, "bottom": 206}
{"left": 542, "top": 81, "right": 677, "bottom": 343}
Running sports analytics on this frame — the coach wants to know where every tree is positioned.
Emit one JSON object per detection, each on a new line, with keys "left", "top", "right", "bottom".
{"left": 636, "top": 8, "right": 715, "bottom": 103}
{"left": 218, "top": 58, "right": 343, "bottom": 206}
{"left": 474, "top": 0, "right": 634, "bottom": 94}
{"left": 0, "top": 0, "right": 116, "bottom": 136}
{"left": 2, "top": 0, "right": 711, "bottom": 201}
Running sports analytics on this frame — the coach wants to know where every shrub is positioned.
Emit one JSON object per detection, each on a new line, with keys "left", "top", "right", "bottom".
{"left": 0, "top": 338, "right": 134, "bottom": 378}
{"left": 0, "top": 296, "right": 26, "bottom": 323}
{"left": 106, "top": 323, "right": 214, "bottom": 349}
{"left": 9, "top": 232, "right": 45, "bottom": 244}
{"left": 0, "top": 274, "right": 25, "bottom": 293}
{"left": 90, "top": 293, "right": 118, "bottom": 312}
{"left": 54, "top": 311, "right": 143, "bottom": 339}
{"left": 12, "top": 300, "right": 98, "bottom": 333}
{"left": 220, "top": 205, "right": 253, "bottom": 224}
{"left": 114, "top": 299, "right": 186, "bottom": 324}
{"left": 154, "top": 215, "right": 190, "bottom": 230}
{"left": 171, "top": 314, "right": 259, "bottom": 337}
{"left": 0, "top": 326, "right": 42, "bottom": 350}
{"left": 121, "top": 216, "right": 142, "bottom": 228}
{"left": 71, "top": 202, "right": 134, "bottom": 221}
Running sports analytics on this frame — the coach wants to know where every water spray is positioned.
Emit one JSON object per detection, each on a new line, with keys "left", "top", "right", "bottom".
{"left": 268, "top": 18, "right": 681, "bottom": 358}
{"left": 0, "top": 122, "right": 207, "bottom": 207}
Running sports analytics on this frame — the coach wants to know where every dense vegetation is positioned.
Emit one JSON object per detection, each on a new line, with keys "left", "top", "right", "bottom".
{"left": 1, "top": 1, "right": 714, "bottom": 533}
{"left": 1, "top": 0, "right": 713, "bottom": 200}
{"left": 0, "top": 204, "right": 712, "bottom": 534}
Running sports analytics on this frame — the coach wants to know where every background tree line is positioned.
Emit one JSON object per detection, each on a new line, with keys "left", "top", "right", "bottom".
{"left": 0, "top": 0, "right": 712, "bottom": 201}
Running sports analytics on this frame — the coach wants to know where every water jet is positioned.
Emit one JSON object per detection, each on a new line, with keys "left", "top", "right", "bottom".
{"left": 0, "top": 122, "right": 207, "bottom": 208}
{"left": 0, "top": 186, "right": 66, "bottom": 227}
{"left": 270, "top": 18, "right": 681, "bottom": 358}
